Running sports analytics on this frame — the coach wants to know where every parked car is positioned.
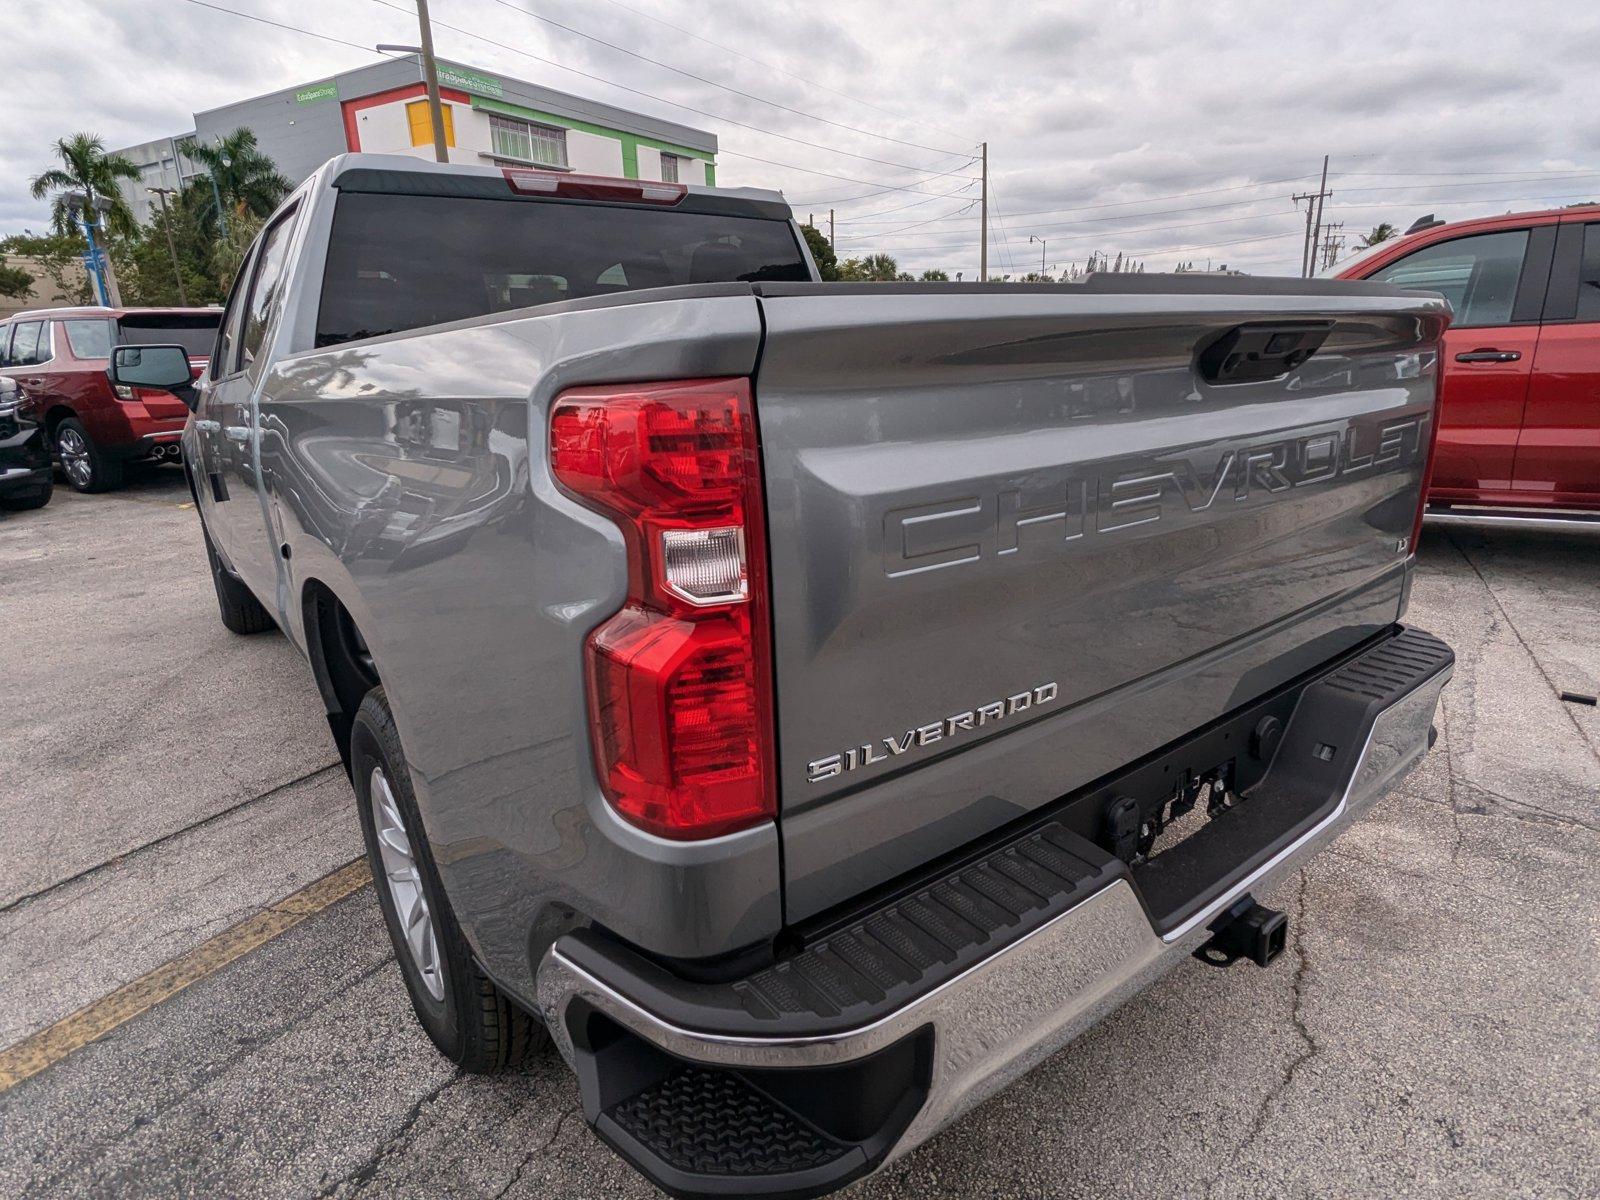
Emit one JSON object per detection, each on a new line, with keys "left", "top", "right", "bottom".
{"left": 176, "top": 154, "right": 1454, "bottom": 1199}
{"left": 0, "top": 305, "right": 221, "bottom": 492}
{"left": 1336, "top": 203, "right": 1600, "bottom": 519}
{"left": 0, "top": 376, "right": 52, "bottom": 510}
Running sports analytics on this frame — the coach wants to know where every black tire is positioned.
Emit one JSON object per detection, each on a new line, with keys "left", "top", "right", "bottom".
{"left": 201, "top": 523, "right": 276, "bottom": 634}
{"left": 54, "top": 417, "right": 124, "bottom": 493}
{"left": 351, "top": 688, "right": 545, "bottom": 1072}
{"left": 0, "top": 478, "right": 52, "bottom": 510}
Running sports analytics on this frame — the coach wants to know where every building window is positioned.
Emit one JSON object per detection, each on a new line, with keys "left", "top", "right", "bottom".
{"left": 488, "top": 114, "right": 568, "bottom": 168}
{"left": 406, "top": 99, "right": 456, "bottom": 148}
{"left": 659, "top": 154, "right": 680, "bottom": 183}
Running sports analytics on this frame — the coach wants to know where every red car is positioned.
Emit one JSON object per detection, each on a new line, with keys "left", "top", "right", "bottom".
{"left": 0, "top": 306, "right": 221, "bottom": 492}
{"left": 1336, "top": 204, "right": 1600, "bottom": 518}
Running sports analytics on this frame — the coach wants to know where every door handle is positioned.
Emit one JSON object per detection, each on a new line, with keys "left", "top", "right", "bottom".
{"left": 1455, "top": 349, "right": 1521, "bottom": 363}
{"left": 194, "top": 419, "right": 221, "bottom": 433}
{"left": 223, "top": 425, "right": 253, "bottom": 443}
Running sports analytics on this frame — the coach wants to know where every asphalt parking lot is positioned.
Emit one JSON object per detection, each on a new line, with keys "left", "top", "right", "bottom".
{"left": 1, "top": 469, "right": 1596, "bottom": 1200}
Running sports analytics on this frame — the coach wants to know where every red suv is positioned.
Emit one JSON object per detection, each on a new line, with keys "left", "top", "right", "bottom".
{"left": 1337, "top": 204, "right": 1600, "bottom": 517}
{"left": 0, "top": 306, "right": 221, "bottom": 492}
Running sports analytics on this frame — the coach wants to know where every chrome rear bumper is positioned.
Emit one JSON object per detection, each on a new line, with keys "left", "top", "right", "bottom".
{"left": 536, "top": 640, "right": 1451, "bottom": 1187}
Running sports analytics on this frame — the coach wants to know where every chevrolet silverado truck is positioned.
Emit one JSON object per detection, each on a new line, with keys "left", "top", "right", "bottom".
{"left": 149, "top": 154, "right": 1454, "bottom": 1198}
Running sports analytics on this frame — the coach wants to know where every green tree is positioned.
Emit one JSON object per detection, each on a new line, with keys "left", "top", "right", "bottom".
{"left": 180, "top": 128, "right": 292, "bottom": 234}
{"left": 917, "top": 268, "right": 949, "bottom": 282}
{"left": 29, "top": 133, "right": 140, "bottom": 239}
{"left": 0, "top": 256, "right": 33, "bottom": 301}
{"left": 800, "top": 224, "right": 837, "bottom": 280}
{"left": 836, "top": 253, "right": 901, "bottom": 281}
{"left": 1357, "top": 222, "right": 1398, "bottom": 249}
{"left": 120, "top": 194, "right": 227, "bottom": 306}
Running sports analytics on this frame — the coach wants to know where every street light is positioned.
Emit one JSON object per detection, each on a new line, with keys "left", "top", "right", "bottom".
{"left": 1029, "top": 235, "right": 1047, "bottom": 276}
{"left": 65, "top": 191, "right": 120, "bottom": 307}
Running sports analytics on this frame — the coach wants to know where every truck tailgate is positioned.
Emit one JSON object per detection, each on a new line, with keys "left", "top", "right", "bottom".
{"left": 751, "top": 279, "right": 1449, "bottom": 920}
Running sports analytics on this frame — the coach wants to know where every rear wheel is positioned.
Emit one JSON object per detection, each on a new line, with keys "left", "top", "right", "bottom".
{"left": 351, "top": 688, "right": 545, "bottom": 1071}
{"left": 201, "top": 523, "right": 275, "bottom": 634}
{"left": 0, "top": 478, "right": 52, "bottom": 510}
{"left": 54, "top": 418, "right": 123, "bottom": 493}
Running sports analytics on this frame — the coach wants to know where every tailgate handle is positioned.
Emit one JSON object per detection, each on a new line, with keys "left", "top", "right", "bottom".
{"left": 1196, "top": 322, "right": 1332, "bottom": 386}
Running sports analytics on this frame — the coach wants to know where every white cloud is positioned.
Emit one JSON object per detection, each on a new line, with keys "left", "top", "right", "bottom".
{"left": 5, "top": 0, "right": 1596, "bottom": 277}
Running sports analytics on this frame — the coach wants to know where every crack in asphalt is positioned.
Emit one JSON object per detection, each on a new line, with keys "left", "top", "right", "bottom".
{"left": 1445, "top": 531, "right": 1600, "bottom": 767}
{"left": 315, "top": 1067, "right": 468, "bottom": 1199}
{"left": 1205, "top": 869, "right": 1321, "bottom": 1198}
{"left": 0, "top": 763, "right": 343, "bottom": 915}
{"left": 491, "top": 1102, "right": 582, "bottom": 1200}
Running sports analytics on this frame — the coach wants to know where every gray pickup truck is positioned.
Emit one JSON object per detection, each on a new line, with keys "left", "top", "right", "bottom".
{"left": 122, "top": 153, "right": 1454, "bottom": 1197}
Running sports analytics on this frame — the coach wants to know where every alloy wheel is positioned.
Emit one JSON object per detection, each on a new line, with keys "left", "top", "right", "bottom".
{"left": 369, "top": 766, "right": 445, "bottom": 1001}
{"left": 57, "top": 427, "right": 92, "bottom": 489}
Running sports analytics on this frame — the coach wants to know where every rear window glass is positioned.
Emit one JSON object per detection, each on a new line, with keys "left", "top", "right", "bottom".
{"left": 315, "top": 191, "right": 810, "bottom": 348}
{"left": 64, "top": 318, "right": 113, "bottom": 359}
{"left": 117, "top": 314, "right": 222, "bottom": 359}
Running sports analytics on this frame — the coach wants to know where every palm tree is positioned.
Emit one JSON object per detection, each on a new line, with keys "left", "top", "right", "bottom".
{"left": 1357, "top": 222, "right": 1399, "bottom": 250}
{"left": 179, "top": 127, "right": 291, "bottom": 231}
{"left": 29, "top": 133, "right": 140, "bottom": 239}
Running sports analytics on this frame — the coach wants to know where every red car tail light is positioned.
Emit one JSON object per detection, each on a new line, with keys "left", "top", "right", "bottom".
{"left": 550, "top": 379, "right": 775, "bottom": 840}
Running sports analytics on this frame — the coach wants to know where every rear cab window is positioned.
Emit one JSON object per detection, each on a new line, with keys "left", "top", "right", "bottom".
{"left": 116, "top": 313, "right": 223, "bottom": 359}
{"left": 314, "top": 190, "right": 811, "bottom": 348}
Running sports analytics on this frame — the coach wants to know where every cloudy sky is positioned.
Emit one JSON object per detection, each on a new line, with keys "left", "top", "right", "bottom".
{"left": 5, "top": 0, "right": 1596, "bottom": 277}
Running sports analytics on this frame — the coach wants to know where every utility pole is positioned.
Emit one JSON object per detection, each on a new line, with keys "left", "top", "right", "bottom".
{"left": 1320, "top": 222, "right": 1345, "bottom": 271}
{"left": 1292, "top": 159, "right": 1333, "bottom": 278}
{"left": 147, "top": 187, "right": 189, "bottom": 306}
{"left": 979, "top": 141, "right": 989, "bottom": 283}
{"left": 828, "top": 208, "right": 834, "bottom": 247}
{"left": 1029, "top": 235, "right": 1046, "bottom": 276}
{"left": 415, "top": 0, "right": 450, "bottom": 163}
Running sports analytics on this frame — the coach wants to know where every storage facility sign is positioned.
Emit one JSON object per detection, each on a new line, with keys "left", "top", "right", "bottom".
{"left": 296, "top": 82, "right": 337, "bottom": 104}
{"left": 437, "top": 66, "right": 503, "bottom": 98}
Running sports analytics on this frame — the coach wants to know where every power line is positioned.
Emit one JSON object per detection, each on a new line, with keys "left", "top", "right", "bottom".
{"left": 1326, "top": 189, "right": 1600, "bottom": 212}
{"left": 177, "top": 0, "right": 398, "bottom": 58}
{"left": 836, "top": 201, "right": 980, "bottom": 241}
{"left": 790, "top": 168, "right": 978, "bottom": 208}
{"left": 590, "top": 0, "right": 976, "bottom": 144}
{"left": 368, "top": 0, "right": 979, "bottom": 186}
{"left": 487, "top": 0, "right": 968, "bottom": 157}
{"left": 829, "top": 180, "right": 980, "bottom": 223}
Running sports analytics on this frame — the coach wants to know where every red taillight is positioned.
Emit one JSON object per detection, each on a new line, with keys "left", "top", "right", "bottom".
{"left": 551, "top": 379, "right": 774, "bottom": 840}
{"left": 503, "top": 168, "right": 687, "bottom": 206}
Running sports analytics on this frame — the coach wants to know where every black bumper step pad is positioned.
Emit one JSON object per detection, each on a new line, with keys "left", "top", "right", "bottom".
{"left": 557, "top": 822, "right": 1126, "bottom": 1040}
{"left": 608, "top": 1066, "right": 852, "bottom": 1177}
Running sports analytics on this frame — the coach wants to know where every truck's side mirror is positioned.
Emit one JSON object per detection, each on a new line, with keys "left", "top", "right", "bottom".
{"left": 108, "top": 344, "right": 198, "bottom": 411}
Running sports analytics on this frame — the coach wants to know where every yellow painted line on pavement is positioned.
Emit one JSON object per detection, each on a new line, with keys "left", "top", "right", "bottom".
{"left": 0, "top": 858, "right": 371, "bottom": 1092}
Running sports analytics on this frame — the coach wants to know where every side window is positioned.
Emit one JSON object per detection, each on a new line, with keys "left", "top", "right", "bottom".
{"left": 1577, "top": 224, "right": 1600, "bottom": 323}
{"left": 239, "top": 208, "right": 299, "bottom": 379}
{"left": 8, "top": 321, "right": 43, "bottom": 367}
{"left": 64, "top": 319, "right": 113, "bottom": 360}
{"left": 0, "top": 324, "right": 13, "bottom": 367}
{"left": 1371, "top": 229, "right": 1529, "bottom": 328}
{"left": 213, "top": 261, "right": 251, "bottom": 377}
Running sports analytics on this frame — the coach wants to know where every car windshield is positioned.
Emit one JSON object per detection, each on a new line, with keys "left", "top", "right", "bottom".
{"left": 315, "top": 191, "right": 811, "bottom": 348}
{"left": 116, "top": 314, "right": 221, "bottom": 359}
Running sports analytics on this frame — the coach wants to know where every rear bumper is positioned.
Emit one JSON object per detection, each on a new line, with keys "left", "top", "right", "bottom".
{"left": 536, "top": 627, "right": 1453, "bottom": 1198}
